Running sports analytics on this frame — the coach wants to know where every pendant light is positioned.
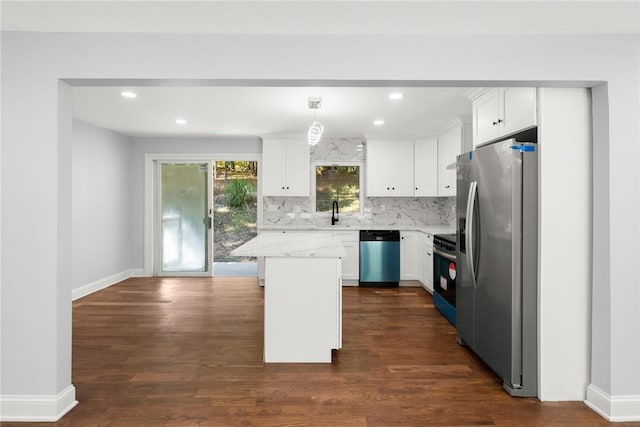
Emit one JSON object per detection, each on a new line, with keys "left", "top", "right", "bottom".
{"left": 307, "top": 97, "right": 324, "bottom": 146}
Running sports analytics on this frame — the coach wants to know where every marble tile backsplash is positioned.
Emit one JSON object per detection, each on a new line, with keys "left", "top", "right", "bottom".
{"left": 262, "top": 136, "right": 456, "bottom": 228}
{"left": 263, "top": 196, "right": 455, "bottom": 228}
{"left": 310, "top": 136, "right": 366, "bottom": 162}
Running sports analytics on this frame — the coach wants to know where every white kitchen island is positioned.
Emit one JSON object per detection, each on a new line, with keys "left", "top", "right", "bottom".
{"left": 231, "top": 232, "right": 346, "bottom": 363}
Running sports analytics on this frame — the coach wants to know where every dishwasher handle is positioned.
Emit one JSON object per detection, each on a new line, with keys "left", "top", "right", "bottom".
{"left": 359, "top": 230, "right": 400, "bottom": 241}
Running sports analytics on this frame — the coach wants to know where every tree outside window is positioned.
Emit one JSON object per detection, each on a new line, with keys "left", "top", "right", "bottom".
{"left": 315, "top": 165, "right": 361, "bottom": 213}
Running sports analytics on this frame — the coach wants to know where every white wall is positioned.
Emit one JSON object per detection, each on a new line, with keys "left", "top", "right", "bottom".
{"left": 538, "top": 88, "right": 592, "bottom": 400}
{"left": 72, "top": 119, "right": 134, "bottom": 296}
{"left": 1, "top": 31, "right": 638, "bottom": 421}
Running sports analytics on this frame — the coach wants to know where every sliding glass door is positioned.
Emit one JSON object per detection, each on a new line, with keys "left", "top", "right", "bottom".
{"left": 157, "top": 162, "right": 211, "bottom": 275}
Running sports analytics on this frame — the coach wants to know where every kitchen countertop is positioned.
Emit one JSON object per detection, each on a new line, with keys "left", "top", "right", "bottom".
{"left": 231, "top": 231, "right": 347, "bottom": 258}
{"left": 258, "top": 224, "right": 455, "bottom": 235}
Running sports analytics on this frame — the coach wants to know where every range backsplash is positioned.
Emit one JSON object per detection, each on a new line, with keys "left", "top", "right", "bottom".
{"left": 262, "top": 136, "right": 456, "bottom": 228}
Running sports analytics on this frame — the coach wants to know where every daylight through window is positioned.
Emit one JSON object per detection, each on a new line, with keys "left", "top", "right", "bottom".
{"left": 315, "top": 165, "right": 361, "bottom": 213}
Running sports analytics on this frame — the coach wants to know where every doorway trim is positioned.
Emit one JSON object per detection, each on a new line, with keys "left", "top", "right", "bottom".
{"left": 144, "top": 153, "right": 262, "bottom": 277}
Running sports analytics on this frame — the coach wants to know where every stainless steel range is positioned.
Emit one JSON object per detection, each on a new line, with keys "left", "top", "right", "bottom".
{"left": 432, "top": 233, "right": 457, "bottom": 325}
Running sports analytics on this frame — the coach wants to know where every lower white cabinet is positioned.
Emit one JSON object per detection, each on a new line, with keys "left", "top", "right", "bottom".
{"left": 418, "top": 232, "right": 434, "bottom": 293}
{"left": 400, "top": 231, "right": 418, "bottom": 280}
{"left": 334, "top": 231, "right": 359, "bottom": 283}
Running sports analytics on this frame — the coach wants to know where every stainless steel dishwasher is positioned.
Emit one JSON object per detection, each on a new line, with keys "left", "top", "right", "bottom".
{"left": 359, "top": 230, "right": 400, "bottom": 287}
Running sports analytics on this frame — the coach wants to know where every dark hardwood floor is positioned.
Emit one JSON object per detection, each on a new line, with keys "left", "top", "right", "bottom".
{"left": 6, "top": 277, "right": 634, "bottom": 426}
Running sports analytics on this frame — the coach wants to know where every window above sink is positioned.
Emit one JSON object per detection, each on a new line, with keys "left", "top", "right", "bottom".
{"left": 312, "top": 162, "right": 363, "bottom": 215}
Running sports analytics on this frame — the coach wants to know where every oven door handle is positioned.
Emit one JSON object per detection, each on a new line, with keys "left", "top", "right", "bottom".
{"left": 466, "top": 181, "right": 478, "bottom": 289}
{"left": 433, "top": 247, "right": 457, "bottom": 262}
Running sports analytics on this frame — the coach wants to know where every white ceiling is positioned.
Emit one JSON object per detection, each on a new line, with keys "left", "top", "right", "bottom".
{"left": 72, "top": 86, "right": 474, "bottom": 138}
{"left": 3, "top": 1, "right": 638, "bottom": 34}
{"left": 9, "top": 1, "right": 637, "bottom": 139}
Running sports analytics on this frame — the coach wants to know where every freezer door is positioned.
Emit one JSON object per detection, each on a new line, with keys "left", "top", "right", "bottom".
{"left": 456, "top": 153, "right": 475, "bottom": 347}
{"left": 472, "top": 140, "right": 521, "bottom": 386}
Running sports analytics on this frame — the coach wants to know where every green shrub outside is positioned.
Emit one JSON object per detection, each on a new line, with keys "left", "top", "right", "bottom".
{"left": 224, "top": 179, "right": 256, "bottom": 208}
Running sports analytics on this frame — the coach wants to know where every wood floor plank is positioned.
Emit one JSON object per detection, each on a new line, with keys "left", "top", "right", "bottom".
{"left": 3, "top": 277, "right": 634, "bottom": 427}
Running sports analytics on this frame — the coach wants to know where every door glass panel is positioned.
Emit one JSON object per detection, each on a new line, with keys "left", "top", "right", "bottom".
{"left": 161, "top": 163, "right": 208, "bottom": 272}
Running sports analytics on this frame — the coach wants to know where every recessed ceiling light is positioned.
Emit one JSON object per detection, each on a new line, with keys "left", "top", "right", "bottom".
{"left": 120, "top": 91, "right": 137, "bottom": 99}
{"left": 175, "top": 118, "right": 187, "bottom": 125}
{"left": 389, "top": 92, "right": 404, "bottom": 100}
{"left": 373, "top": 119, "right": 385, "bottom": 126}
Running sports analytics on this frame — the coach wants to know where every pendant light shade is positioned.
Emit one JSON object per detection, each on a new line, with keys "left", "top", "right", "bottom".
{"left": 308, "top": 97, "right": 324, "bottom": 145}
{"left": 308, "top": 121, "right": 324, "bottom": 145}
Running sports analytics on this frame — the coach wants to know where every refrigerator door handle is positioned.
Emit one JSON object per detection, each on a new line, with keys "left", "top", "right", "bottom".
{"left": 466, "top": 181, "right": 478, "bottom": 289}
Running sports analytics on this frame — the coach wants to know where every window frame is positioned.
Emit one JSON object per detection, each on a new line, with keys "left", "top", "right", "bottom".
{"left": 311, "top": 161, "right": 364, "bottom": 216}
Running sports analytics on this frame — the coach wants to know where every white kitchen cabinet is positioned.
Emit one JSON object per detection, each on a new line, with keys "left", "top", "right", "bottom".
{"left": 262, "top": 137, "right": 310, "bottom": 196}
{"left": 437, "top": 125, "right": 462, "bottom": 197}
{"left": 472, "top": 88, "right": 501, "bottom": 144}
{"left": 366, "top": 138, "right": 415, "bottom": 197}
{"left": 417, "top": 232, "right": 434, "bottom": 293}
{"left": 414, "top": 137, "right": 438, "bottom": 197}
{"left": 472, "top": 87, "right": 537, "bottom": 147}
{"left": 400, "top": 231, "right": 418, "bottom": 280}
{"left": 334, "top": 231, "right": 359, "bottom": 284}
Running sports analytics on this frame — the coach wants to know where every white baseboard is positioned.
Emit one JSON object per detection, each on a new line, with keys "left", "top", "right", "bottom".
{"left": 72, "top": 268, "right": 144, "bottom": 301}
{"left": 585, "top": 384, "right": 640, "bottom": 422}
{"left": 399, "top": 279, "right": 421, "bottom": 287}
{"left": 129, "top": 268, "right": 144, "bottom": 277}
{"left": 0, "top": 384, "right": 77, "bottom": 422}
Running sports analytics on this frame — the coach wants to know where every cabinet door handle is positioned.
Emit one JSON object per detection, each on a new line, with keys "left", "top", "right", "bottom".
{"left": 286, "top": 186, "right": 290, "bottom": 189}
{"left": 387, "top": 187, "right": 390, "bottom": 190}
{"left": 392, "top": 187, "right": 395, "bottom": 190}
{"left": 492, "top": 120, "right": 498, "bottom": 126}
{"left": 497, "top": 118, "right": 503, "bottom": 123}
{"left": 445, "top": 185, "right": 451, "bottom": 189}
{"left": 415, "top": 187, "right": 418, "bottom": 190}
{"left": 282, "top": 186, "right": 285, "bottom": 189}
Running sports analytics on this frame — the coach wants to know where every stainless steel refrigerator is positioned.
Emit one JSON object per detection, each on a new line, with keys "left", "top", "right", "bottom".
{"left": 456, "top": 138, "right": 538, "bottom": 397}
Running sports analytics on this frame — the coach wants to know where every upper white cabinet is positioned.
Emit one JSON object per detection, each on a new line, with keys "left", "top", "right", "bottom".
{"left": 472, "top": 87, "right": 537, "bottom": 147}
{"left": 414, "top": 137, "right": 438, "bottom": 197}
{"left": 366, "top": 123, "right": 462, "bottom": 198}
{"left": 437, "top": 125, "right": 463, "bottom": 197}
{"left": 366, "top": 138, "right": 415, "bottom": 197}
{"left": 262, "top": 138, "right": 310, "bottom": 196}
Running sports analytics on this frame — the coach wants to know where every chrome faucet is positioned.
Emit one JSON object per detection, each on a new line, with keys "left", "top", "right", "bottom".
{"left": 331, "top": 200, "right": 339, "bottom": 225}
